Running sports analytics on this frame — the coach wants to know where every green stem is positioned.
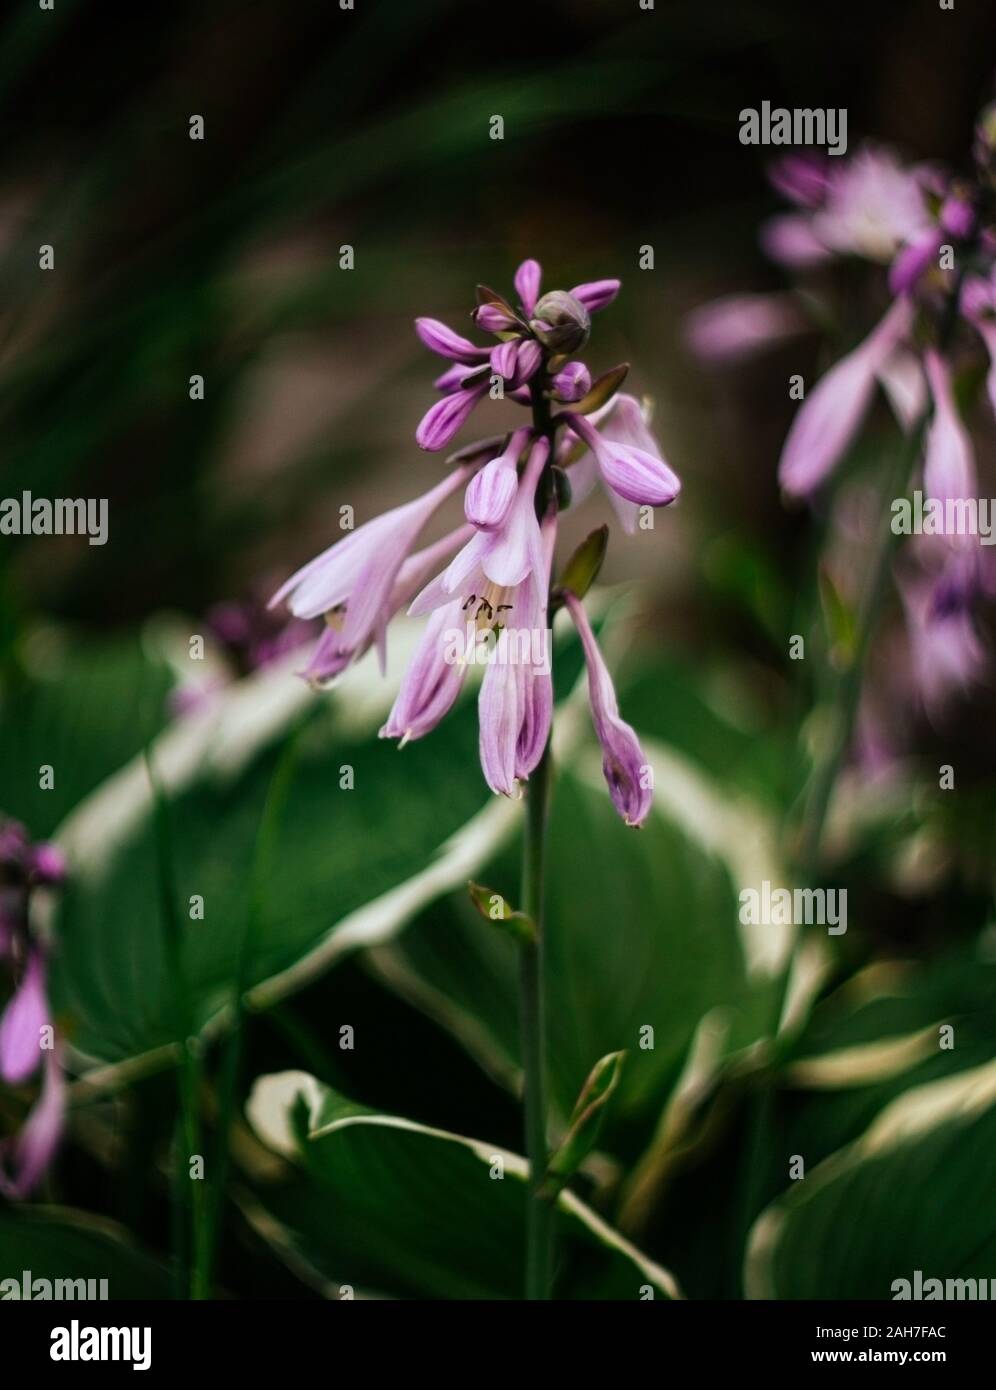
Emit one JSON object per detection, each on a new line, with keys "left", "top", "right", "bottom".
{"left": 199, "top": 717, "right": 305, "bottom": 1298}
{"left": 146, "top": 750, "right": 208, "bottom": 1300}
{"left": 519, "top": 738, "right": 554, "bottom": 1299}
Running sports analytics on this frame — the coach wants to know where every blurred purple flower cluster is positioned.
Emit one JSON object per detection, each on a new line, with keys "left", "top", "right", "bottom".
{"left": 690, "top": 110, "right": 996, "bottom": 727}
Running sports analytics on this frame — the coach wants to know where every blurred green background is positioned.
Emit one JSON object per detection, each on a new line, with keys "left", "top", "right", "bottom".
{"left": 1, "top": 0, "right": 995, "bottom": 1300}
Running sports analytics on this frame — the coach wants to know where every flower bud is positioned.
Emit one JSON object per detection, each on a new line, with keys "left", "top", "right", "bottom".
{"left": 530, "top": 290, "right": 591, "bottom": 354}
{"left": 552, "top": 361, "right": 591, "bottom": 402}
{"left": 474, "top": 303, "right": 519, "bottom": 334}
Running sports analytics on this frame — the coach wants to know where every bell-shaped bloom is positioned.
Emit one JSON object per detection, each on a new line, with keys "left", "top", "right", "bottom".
{"left": 416, "top": 379, "right": 489, "bottom": 451}
{"left": 922, "top": 349, "right": 977, "bottom": 515}
{"left": 570, "top": 279, "right": 621, "bottom": 314}
{"left": 0, "top": 948, "right": 49, "bottom": 1085}
{"left": 0, "top": 1050, "right": 65, "bottom": 1199}
{"left": 415, "top": 317, "right": 490, "bottom": 364}
{"left": 567, "top": 401, "right": 680, "bottom": 529}
{"left": 813, "top": 147, "right": 931, "bottom": 263}
{"left": 271, "top": 466, "right": 471, "bottom": 685}
{"left": 380, "top": 598, "right": 470, "bottom": 745}
{"left": 778, "top": 296, "right": 912, "bottom": 496}
{"left": 411, "top": 438, "right": 550, "bottom": 616}
{"left": 514, "top": 258, "right": 542, "bottom": 316}
{"left": 464, "top": 428, "right": 530, "bottom": 531}
{"left": 478, "top": 517, "right": 554, "bottom": 796}
{"left": 300, "top": 524, "right": 473, "bottom": 685}
{"left": 900, "top": 545, "right": 987, "bottom": 712}
{"left": 563, "top": 593, "right": 652, "bottom": 827}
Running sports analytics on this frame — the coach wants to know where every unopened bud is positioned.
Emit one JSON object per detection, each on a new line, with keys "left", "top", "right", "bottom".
{"left": 530, "top": 290, "right": 591, "bottom": 354}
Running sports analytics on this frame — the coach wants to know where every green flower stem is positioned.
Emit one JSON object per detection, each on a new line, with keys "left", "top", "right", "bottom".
{"left": 519, "top": 738, "right": 555, "bottom": 1299}
{"left": 516, "top": 373, "right": 558, "bottom": 1299}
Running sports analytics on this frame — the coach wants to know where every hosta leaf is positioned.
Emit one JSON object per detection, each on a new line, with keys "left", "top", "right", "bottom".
{"left": 244, "top": 1070, "right": 680, "bottom": 1300}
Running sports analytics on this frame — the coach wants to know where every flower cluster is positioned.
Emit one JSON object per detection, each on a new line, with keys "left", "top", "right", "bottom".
{"left": 690, "top": 117, "right": 996, "bottom": 720}
{"left": 272, "top": 261, "right": 681, "bottom": 824}
{"left": 0, "top": 817, "right": 66, "bottom": 1197}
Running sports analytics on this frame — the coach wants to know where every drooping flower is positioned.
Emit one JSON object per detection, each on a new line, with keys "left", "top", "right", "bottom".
{"left": 921, "top": 349, "right": 977, "bottom": 513}
{"left": 271, "top": 465, "right": 472, "bottom": 681}
{"left": 566, "top": 401, "right": 681, "bottom": 527}
{"left": 562, "top": 594, "right": 652, "bottom": 827}
{"left": 778, "top": 296, "right": 913, "bottom": 496}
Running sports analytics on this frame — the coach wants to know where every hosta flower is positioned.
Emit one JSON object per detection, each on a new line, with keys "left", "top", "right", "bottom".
{"left": 270, "top": 466, "right": 472, "bottom": 682}
{"left": 275, "top": 260, "right": 678, "bottom": 821}
{"left": 693, "top": 103, "right": 996, "bottom": 761}
{"left": 0, "top": 817, "right": 66, "bottom": 1198}
{"left": 762, "top": 144, "right": 931, "bottom": 269}
{"left": 414, "top": 258, "right": 622, "bottom": 454}
{"left": 566, "top": 399, "right": 681, "bottom": 529}
{"left": 922, "top": 350, "right": 977, "bottom": 512}
{"left": 778, "top": 296, "right": 913, "bottom": 496}
{"left": 563, "top": 595, "right": 652, "bottom": 827}
{"left": 900, "top": 543, "right": 989, "bottom": 712}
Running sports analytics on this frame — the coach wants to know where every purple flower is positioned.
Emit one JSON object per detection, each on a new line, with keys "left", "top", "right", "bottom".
{"left": 276, "top": 259, "right": 675, "bottom": 816}
{"left": 768, "top": 152, "right": 830, "bottom": 208}
{"left": 271, "top": 467, "right": 471, "bottom": 681}
{"left": 490, "top": 339, "right": 542, "bottom": 387}
{"left": 567, "top": 402, "right": 680, "bottom": 527}
{"left": 0, "top": 818, "right": 67, "bottom": 1197}
{"left": 0, "top": 1051, "right": 65, "bottom": 1200}
{"left": 761, "top": 145, "right": 931, "bottom": 270}
{"left": 551, "top": 361, "right": 592, "bottom": 401}
{"left": 415, "top": 318, "right": 490, "bottom": 363}
{"left": 416, "top": 380, "right": 489, "bottom": 451}
{"left": 410, "top": 438, "right": 549, "bottom": 616}
{"left": 563, "top": 593, "right": 652, "bottom": 827}
{"left": 478, "top": 518, "right": 554, "bottom": 796}
{"left": 685, "top": 292, "right": 804, "bottom": 364}
{"left": 570, "top": 279, "right": 621, "bottom": 314}
{"left": 922, "top": 350, "right": 977, "bottom": 513}
{"left": 900, "top": 544, "right": 988, "bottom": 711}
{"left": 0, "top": 948, "right": 49, "bottom": 1085}
{"left": 514, "top": 259, "right": 542, "bottom": 316}
{"left": 778, "top": 296, "right": 913, "bottom": 496}
{"left": 379, "top": 598, "right": 470, "bottom": 745}
{"left": 464, "top": 429, "right": 529, "bottom": 531}
{"left": 473, "top": 302, "right": 521, "bottom": 334}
